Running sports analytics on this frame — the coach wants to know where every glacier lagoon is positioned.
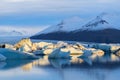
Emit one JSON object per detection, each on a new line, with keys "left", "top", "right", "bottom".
{"left": 0, "top": 36, "right": 120, "bottom": 80}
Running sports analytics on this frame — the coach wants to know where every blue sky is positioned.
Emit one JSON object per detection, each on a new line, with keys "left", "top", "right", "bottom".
{"left": 0, "top": 0, "right": 119, "bottom": 35}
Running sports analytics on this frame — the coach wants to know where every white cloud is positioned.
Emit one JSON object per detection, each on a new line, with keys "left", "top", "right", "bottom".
{"left": 0, "top": 0, "right": 119, "bottom": 15}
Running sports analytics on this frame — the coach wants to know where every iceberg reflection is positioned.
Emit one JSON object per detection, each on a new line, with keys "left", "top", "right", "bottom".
{"left": 0, "top": 54, "right": 120, "bottom": 80}
{"left": 0, "top": 60, "right": 34, "bottom": 70}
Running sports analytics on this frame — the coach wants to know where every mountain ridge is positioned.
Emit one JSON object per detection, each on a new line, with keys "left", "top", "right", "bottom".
{"left": 31, "top": 13, "right": 120, "bottom": 43}
{"left": 0, "top": 30, "right": 26, "bottom": 36}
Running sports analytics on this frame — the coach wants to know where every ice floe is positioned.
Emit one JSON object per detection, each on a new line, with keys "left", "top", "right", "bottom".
{"left": 1, "top": 38, "right": 120, "bottom": 60}
{"left": 48, "top": 48, "right": 71, "bottom": 59}
{"left": 0, "top": 48, "right": 38, "bottom": 60}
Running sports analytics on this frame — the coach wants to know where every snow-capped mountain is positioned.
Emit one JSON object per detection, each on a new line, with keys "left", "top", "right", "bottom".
{"left": 78, "top": 13, "right": 120, "bottom": 31}
{"left": 35, "top": 16, "right": 87, "bottom": 35}
{"left": 36, "top": 13, "right": 120, "bottom": 35}
{"left": 0, "top": 30, "right": 26, "bottom": 36}
{"left": 31, "top": 13, "right": 120, "bottom": 43}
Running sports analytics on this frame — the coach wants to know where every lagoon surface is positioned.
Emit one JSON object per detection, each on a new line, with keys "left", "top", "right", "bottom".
{"left": 0, "top": 55, "right": 120, "bottom": 80}
{"left": 0, "top": 36, "right": 120, "bottom": 80}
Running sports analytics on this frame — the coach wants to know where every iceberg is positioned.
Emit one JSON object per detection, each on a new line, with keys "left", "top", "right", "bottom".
{"left": 114, "top": 48, "right": 120, "bottom": 56}
{"left": 78, "top": 49, "right": 105, "bottom": 61}
{"left": 93, "top": 44, "right": 120, "bottom": 54}
{"left": 93, "top": 44, "right": 111, "bottom": 52}
{"left": 33, "top": 50, "right": 44, "bottom": 55}
{"left": 48, "top": 48, "right": 71, "bottom": 59}
{"left": 56, "top": 41, "right": 68, "bottom": 48}
{"left": 0, "top": 48, "right": 38, "bottom": 60}
{"left": 80, "top": 50, "right": 92, "bottom": 57}
{"left": 0, "top": 44, "right": 16, "bottom": 50}
{"left": 92, "top": 49, "right": 104, "bottom": 57}
{"left": 34, "top": 42, "right": 53, "bottom": 49}
{"left": 73, "top": 42, "right": 86, "bottom": 50}
{"left": 14, "top": 38, "right": 32, "bottom": 49}
{"left": 18, "top": 44, "right": 32, "bottom": 52}
{"left": 61, "top": 47, "right": 83, "bottom": 55}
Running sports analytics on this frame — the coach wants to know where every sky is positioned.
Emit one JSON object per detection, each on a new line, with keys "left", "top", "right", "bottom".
{"left": 0, "top": 0, "right": 119, "bottom": 35}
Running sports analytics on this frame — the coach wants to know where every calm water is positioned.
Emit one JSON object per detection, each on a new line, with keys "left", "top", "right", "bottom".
{"left": 0, "top": 55, "right": 120, "bottom": 80}
{"left": 0, "top": 36, "right": 120, "bottom": 80}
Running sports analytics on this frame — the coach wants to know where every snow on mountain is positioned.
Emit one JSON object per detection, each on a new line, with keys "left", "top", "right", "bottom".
{"left": 77, "top": 16, "right": 111, "bottom": 31}
{"left": 0, "top": 25, "right": 49, "bottom": 36}
{"left": 35, "top": 13, "right": 120, "bottom": 35}
{"left": 36, "top": 16, "right": 86, "bottom": 35}
{"left": 78, "top": 13, "right": 120, "bottom": 31}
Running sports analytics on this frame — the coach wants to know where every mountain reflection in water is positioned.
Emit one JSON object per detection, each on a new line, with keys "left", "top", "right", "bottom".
{"left": 0, "top": 54, "right": 120, "bottom": 80}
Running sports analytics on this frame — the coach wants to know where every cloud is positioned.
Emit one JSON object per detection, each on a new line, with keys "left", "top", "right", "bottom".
{"left": 0, "top": 0, "right": 119, "bottom": 33}
{"left": 0, "top": 0, "right": 119, "bottom": 15}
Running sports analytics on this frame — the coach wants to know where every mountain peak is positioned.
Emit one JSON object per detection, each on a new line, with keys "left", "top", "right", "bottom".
{"left": 80, "top": 13, "right": 111, "bottom": 31}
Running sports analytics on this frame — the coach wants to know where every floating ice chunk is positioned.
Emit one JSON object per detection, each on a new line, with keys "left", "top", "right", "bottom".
{"left": 114, "top": 48, "right": 120, "bottom": 56}
{"left": 0, "top": 44, "right": 16, "bottom": 50}
{"left": 56, "top": 41, "right": 68, "bottom": 48}
{"left": 82, "top": 50, "right": 92, "bottom": 57}
{"left": 43, "top": 49, "right": 53, "bottom": 55}
{"left": 93, "top": 44, "right": 120, "bottom": 53}
{"left": 48, "top": 48, "right": 70, "bottom": 59}
{"left": 34, "top": 42, "right": 53, "bottom": 49}
{"left": 87, "top": 48, "right": 104, "bottom": 57}
{"left": 111, "top": 46, "right": 120, "bottom": 53}
{"left": 33, "top": 50, "right": 44, "bottom": 55}
{"left": 92, "top": 49, "right": 104, "bottom": 57}
{"left": 18, "top": 44, "right": 32, "bottom": 52}
{"left": 61, "top": 47, "right": 83, "bottom": 55}
{"left": 73, "top": 42, "right": 86, "bottom": 50}
{"left": 0, "top": 48, "right": 38, "bottom": 60}
{"left": 14, "top": 38, "right": 32, "bottom": 49}
{"left": 93, "top": 44, "right": 111, "bottom": 52}
{"left": 79, "top": 48, "right": 104, "bottom": 61}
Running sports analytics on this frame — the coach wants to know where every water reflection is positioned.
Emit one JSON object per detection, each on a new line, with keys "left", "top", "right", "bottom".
{"left": 0, "top": 60, "right": 34, "bottom": 70}
{"left": 0, "top": 54, "right": 120, "bottom": 80}
{"left": 49, "top": 59, "right": 70, "bottom": 69}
